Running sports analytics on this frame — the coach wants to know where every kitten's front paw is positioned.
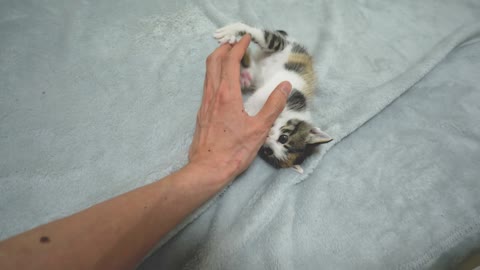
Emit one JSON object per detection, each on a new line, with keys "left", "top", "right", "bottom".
{"left": 213, "top": 22, "right": 248, "bottom": 44}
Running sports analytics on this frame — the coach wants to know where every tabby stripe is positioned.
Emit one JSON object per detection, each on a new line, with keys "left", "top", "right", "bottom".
{"left": 290, "top": 120, "right": 301, "bottom": 135}
{"left": 274, "top": 37, "right": 283, "bottom": 51}
{"left": 264, "top": 31, "right": 270, "bottom": 42}
{"left": 292, "top": 43, "right": 308, "bottom": 54}
{"left": 287, "top": 90, "right": 307, "bottom": 111}
{"left": 276, "top": 30, "right": 288, "bottom": 36}
{"left": 285, "top": 62, "right": 306, "bottom": 73}
{"left": 268, "top": 34, "right": 276, "bottom": 49}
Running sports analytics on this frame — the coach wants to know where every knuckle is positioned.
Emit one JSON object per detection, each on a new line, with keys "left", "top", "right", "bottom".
{"left": 270, "top": 100, "right": 281, "bottom": 112}
{"left": 206, "top": 55, "right": 213, "bottom": 65}
{"left": 196, "top": 111, "right": 202, "bottom": 121}
{"left": 206, "top": 53, "right": 219, "bottom": 65}
{"left": 264, "top": 112, "right": 278, "bottom": 125}
{"left": 218, "top": 79, "right": 229, "bottom": 89}
{"left": 225, "top": 55, "right": 236, "bottom": 65}
{"left": 217, "top": 90, "right": 230, "bottom": 103}
{"left": 196, "top": 107, "right": 209, "bottom": 123}
{"left": 221, "top": 57, "right": 229, "bottom": 67}
{"left": 271, "top": 99, "right": 285, "bottom": 114}
{"left": 203, "top": 91, "right": 212, "bottom": 104}
{"left": 251, "top": 122, "right": 268, "bottom": 137}
{"left": 216, "top": 81, "right": 230, "bottom": 99}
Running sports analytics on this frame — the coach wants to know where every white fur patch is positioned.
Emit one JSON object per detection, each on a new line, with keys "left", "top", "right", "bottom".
{"left": 263, "top": 109, "right": 312, "bottom": 160}
{"left": 241, "top": 44, "right": 311, "bottom": 162}
{"left": 214, "top": 24, "right": 314, "bottom": 164}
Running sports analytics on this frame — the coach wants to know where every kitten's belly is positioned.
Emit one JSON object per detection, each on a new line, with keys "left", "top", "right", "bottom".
{"left": 245, "top": 70, "right": 306, "bottom": 116}
{"left": 246, "top": 44, "right": 307, "bottom": 115}
{"left": 258, "top": 70, "right": 307, "bottom": 98}
{"left": 255, "top": 45, "right": 291, "bottom": 85}
{"left": 258, "top": 61, "right": 287, "bottom": 84}
{"left": 255, "top": 66, "right": 307, "bottom": 96}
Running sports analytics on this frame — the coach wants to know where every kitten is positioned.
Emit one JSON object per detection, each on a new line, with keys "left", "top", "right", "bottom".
{"left": 214, "top": 23, "right": 332, "bottom": 173}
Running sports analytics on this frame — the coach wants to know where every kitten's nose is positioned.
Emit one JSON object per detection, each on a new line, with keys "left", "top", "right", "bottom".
{"left": 263, "top": 147, "right": 273, "bottom": 156}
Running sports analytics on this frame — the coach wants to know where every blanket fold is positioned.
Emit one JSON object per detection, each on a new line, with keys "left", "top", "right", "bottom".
{"left": 1, "top": 0, "right": 480, "bottom": 269}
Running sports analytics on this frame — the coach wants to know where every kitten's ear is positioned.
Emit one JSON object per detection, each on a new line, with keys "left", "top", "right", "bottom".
{"left": 306, "top": 127, "right": 333, "bottom": 145}
{"left": 292, "top": 165, "right": 304, "bottom": 174}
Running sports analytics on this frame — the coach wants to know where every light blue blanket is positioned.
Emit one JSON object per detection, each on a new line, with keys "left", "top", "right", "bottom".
{"left": 1, "top": 1, "right": 479, "bottom": 269}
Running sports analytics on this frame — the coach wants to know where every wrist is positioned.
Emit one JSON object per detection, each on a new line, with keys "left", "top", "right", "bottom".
{"left": 182, "top": 161, "right": 235, "bottom": 189}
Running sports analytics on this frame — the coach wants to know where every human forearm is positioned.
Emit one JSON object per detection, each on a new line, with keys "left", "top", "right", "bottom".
{"left": 0, "top": 34, "right": 290, "bottom": 270}
{"left": 0, "top": 163, "right": 230, "bottom": 270}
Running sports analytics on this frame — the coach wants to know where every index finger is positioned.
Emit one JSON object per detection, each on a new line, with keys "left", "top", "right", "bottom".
{"left": 206, "top": 43, "right": 233, "bottom": 88}
{"left": 228, "top": 34, "right": 251, "bottom": 62}
{"left": 223, "top": 34, "right": 251, "bottom": 85}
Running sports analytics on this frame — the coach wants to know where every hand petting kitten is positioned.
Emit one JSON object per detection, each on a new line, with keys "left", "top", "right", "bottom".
{"left": 188, "top": 35, "right": 292, "bottom": 183}
{"left": 213, "top": 23, "right": 333, "bottom": 173}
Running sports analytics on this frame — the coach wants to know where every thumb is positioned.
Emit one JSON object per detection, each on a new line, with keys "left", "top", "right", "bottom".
{"left": 256, "top": 81, "right": 292, "bottom": 125}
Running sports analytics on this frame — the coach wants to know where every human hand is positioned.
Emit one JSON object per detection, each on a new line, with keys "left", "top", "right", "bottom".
{"left": 187, "top": 35, "right": 292, "bottom": 185}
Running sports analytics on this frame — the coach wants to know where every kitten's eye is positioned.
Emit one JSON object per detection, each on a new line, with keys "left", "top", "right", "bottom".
{"left": 263, "top": 148, "right": 273, "bottom": 156}
{"left": 278, "top": 135, "right": 288, "bottom": 144}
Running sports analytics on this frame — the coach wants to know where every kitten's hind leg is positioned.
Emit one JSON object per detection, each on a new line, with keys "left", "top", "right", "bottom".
{"left": 240, "top": 49, "right": 255, "bottom": 92}
{"left": 214, "top": 23, "right": 288, "bottom": 53}
{"left": 240, "top": 69, "right": 254, "bottom": 91}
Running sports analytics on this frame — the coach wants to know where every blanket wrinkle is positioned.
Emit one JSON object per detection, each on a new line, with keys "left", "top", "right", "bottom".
{"left": 1, "top": 1, "right": 480, "bottom": 269}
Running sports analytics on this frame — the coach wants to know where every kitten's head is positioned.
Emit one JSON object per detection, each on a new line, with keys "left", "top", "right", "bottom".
{"left": 258, "top": 119, "right": 332, "bottom": 173}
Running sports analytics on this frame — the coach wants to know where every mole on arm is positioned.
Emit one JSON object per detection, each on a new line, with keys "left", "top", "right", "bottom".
{"left": 39, "top": 236, "right": 50, "bottom": 244}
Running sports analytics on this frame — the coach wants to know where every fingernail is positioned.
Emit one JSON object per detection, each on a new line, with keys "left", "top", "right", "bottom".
{"left": 280, "top": 81, "right": 292, "bottom": 96}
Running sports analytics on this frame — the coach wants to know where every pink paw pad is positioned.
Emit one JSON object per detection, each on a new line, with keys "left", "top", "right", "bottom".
{"left": 240, "top": 70, "right": 252, "bottom": 88}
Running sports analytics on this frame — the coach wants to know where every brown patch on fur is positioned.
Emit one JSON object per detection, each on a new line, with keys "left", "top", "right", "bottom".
{"left": 286, "top": 53, "right": 315, "bottom": 98}
{"left": 280, "top": 153, "right": 302, "bottom": 168}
